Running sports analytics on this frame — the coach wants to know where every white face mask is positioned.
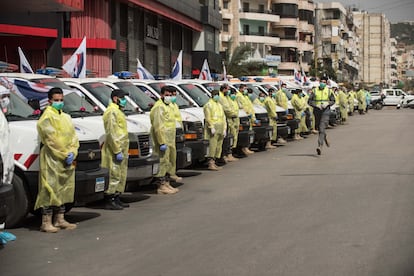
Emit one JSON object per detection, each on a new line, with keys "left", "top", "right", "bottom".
{"left": 163, "top": 96, "right": 172, "bottom": 104}
{"left": 0, "top": 96, "right": 10, "bottom": 110}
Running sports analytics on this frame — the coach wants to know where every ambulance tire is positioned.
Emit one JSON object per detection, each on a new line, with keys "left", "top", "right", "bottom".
{"left": 5, "top": 174, "right": 29, "bottom": 228}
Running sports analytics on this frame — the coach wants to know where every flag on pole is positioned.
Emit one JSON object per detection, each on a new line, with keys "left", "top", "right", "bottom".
{"left": 170, "top": 50, "right": 182, "bottom": 80}
{"left": 136, "top": 58, "right": 154, "bottom": 80}
{"left": 18, "top": 47, "right": 34, "bottom": 74}
{"left": 301, "top": 68, "right": 307, "bottom": 84}
{"left": 222, "top": 61, "right": 228, "bottom": 82}
{"left": 294, "top": 68, "right": 302, "bottom": 85}
{"left": 62, "top": 36, "right": 86, "bottom": 78}
{"left": 198, "top": 59, "right": 212, "bottom": 81}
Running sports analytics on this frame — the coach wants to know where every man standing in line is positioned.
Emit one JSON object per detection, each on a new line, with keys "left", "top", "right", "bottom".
{"left": 36, "top": 87, "right": 79, "bottom": 232}
{"left": 150, "top": 86, "right": 178, "bottom": 194}
{"left": 167, "top": 86, "right": 183, "bottom": 182}
{"left": 102, "top": 89, "right": 130, "bottom": 210}
{"left": 257, "top": 92, "right": 277, "bottom": 149}
{"left": 218, "top": 84, "right": 238, "bottom": 162}
{"left": 308, "top": 77, "right": 336, "bottom": 155}
{"left": 203, "top": 90, "right": 226, "bottom": 171}
{"left": 236, "top": 84, "right": 254, "bottom": 155}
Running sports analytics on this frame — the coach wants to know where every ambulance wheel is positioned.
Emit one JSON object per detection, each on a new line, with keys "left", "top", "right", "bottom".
{"left": 6, "top": 174, "right": 29, "bottom": 228}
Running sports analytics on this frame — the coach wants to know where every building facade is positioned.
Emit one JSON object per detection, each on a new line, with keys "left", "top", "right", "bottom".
{"left": 314, "top": 2, "right": 359, "bottom": 82}
{"left": 219, "top": 0, "right": 315, "bottom": 76}
{"left": 353, "top": 11, "right": 391, "bottom": 85}
{"left": 0, "top": 0, "right": 222, "bottom": 77}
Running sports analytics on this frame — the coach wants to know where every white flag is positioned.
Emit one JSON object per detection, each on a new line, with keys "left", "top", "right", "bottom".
{"left": 18, "top": 47, "right": 34, "bottom": 74}
{"left": 222, "top": 61, "right": 228, "bottom": 82}
{"left": 170, "top": 50, "right": 182, "bottom": 80}
{"left": 137, "top": 58, "right": 154, "bottom": 80}
{"left": 62, "top": 36, "right": 86, "bottom": 78}
{"left": 198, "top": 59, "right": 212, "bottom": 81}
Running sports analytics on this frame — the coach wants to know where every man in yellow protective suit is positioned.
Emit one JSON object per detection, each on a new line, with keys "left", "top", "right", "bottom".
{"left": 338, "top": 87, "right": 349, "bottom": 124}
{"left": 227, "top": 88, "right": 241, "bottom": 159}
{"left": 348, "top": 87, "right": 356, "bottom": 116}
{"left": 36, "top": 87, "right": 79, "bottom": 233}
{"left": 218, "top": 84, "right": 238, "bottom": 162}
{"left": 203, "top": 90, "right": 226, "bottom": 171}
{"left": 275, "top": 83, "right": 289, "bottom": 110}
{"left": 257, "top": 92, "right": 277, "bottom": 149}
{"left": 167, "top": 86, "right": 183, "bottom": 182}
{"left": 269, "top": 88, "right": 288, "bottom": 143}
{"left": 291, "top": 89, "right": 308, "bottom": 140}
{"left": 102, "top": 89, "right": 130, "bottom": 210}
{"left": 236, "top": 84, "right": 254, "bottom": 155}
{"left": 356, "top": 85, "right": 366, "bottom": 115}
{"left": 308, "top": 77, "right": 335, "bottom": 155}
{"left": 150, "top": 86, "right": 178, "bottom": 194}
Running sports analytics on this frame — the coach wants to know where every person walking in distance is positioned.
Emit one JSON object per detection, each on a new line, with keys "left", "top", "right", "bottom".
{"left": 35, "top": 87, "right": 79, "bottom": 232}
{"left": 308, "top": 77, "right": 335, "bottom": 155}
{"left": 102, "top": 89, "right": 130, "bottom": 210}
{"left": 150, "top": 86, "right": 179, "bottom": 194}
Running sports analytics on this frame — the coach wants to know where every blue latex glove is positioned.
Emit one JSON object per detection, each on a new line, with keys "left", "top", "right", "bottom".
{"left": 0, "top": 231, "right": 16, "bottom": 245}
{"left": 115, "top": 152, "right": 124, "bottom": 162}
{"left": 285, "top": 110, "right": 289, "bottom": 115}
{"left": 301, "top": 112, "right": 305, "bottom": 117}
{"left": 66, "top": 152, "right": 74, "bottom": 166}
{"left": 160, "top": 144, "right": 168, "bottom": 152}
{"left": 254, "top": 119, "right": 260, "bottom": 124}
{"left": 247, "top": 114, "right": 252, "bottom": 119}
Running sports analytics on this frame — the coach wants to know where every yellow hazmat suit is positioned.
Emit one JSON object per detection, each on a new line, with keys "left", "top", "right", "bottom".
{"left": 226, "top": 94, "right": 240, "bottom": 148}
{"left": 291, "top": 93, "right": 308, "bottom": 134}
{"left": 262, "top": 97, "right": 278, "bottom": 141}
{"left": 150, "top": 99, "right": 176, "bottom": 178}
{"left": 171, "top": 101, "right": 183, "bottom": 129}
{"left": 236, "top": 91, "right": 255, "bottom": 128}
{"left": 276, "top": 89, "right": 288, "bottom": 110}
{"left": 348, "top": 91, "right": 355, "bottom": 113}
{"left": 35, "top": 106, "right": 79, "bottom": 209}
{"left": 338, "top": 90, "right": 348, "bottom": 122}
{"left": 356, "top": 89, "right": 366, "bottom": 111}
{"left": 101, "top": 102, "right": 129, "bottom": 194}
{"left": 203, "top": 97, "right": 226, "bottom": 159}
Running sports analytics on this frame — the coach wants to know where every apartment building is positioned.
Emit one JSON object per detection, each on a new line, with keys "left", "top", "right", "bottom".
{"left": 0, "top": 0, "right": 222, "bottom": 77}
{"left": 219, "top": 0, "right": 315, "bottom": 76}
{"left": 390, "top": 38, "right": 398, "bottom": 85}
{"left": 314, "top": 2, "right": 359, "bottom": 82}
{"left": 353, "top": 11, "right": 391, "bottom": 85}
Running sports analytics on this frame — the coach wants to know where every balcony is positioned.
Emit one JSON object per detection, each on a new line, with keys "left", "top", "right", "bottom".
{"left": 221, "top": 10, "right": 234, "bottom": 20}
{"left": 277, "top": 37, "right": 299, "bottom": 48}
{"left": 272, "top": 17, "right": 298, "bottom": 28}
{"left": 298, "top": 1, "right": 315, "bottom": 11}
{"left": 320, "top": 19, "right": 341, "bottom": 27}
{"left": 297, "top": 41, "right": 313, "bottom": 52}
{"left": 277, "top": 62, "right": 300, "bottom": 71}
{"left": 298, "top": 21, "right": 314, "bottom": 33}
{"left": 239, "top": 32, "right": 280, "bottom": 46}
{"left": 272, "top": 0, "right": 299, "bottom": 4}
{"left": 239, "top": 11, "right": 280, "bottom": 24}
{"left": 220, "top": 33, "right": 231, "bottom": 42}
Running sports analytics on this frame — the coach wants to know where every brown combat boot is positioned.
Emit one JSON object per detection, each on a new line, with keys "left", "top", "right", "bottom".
{"left": 208, "top": 159, "right": 221, "bottom": 171}
{"left": 40, "top": 214, "right": 59, "bottom": 233}
{"left": 226, "top": 154, "right": 239, "bottom": 162}
{"left": 157, "top": 181, "right": 176, "bottom": 195}
{"left": 265, "top": 141, "right": 277, "bottom": 149}
{"left": 165, "top": 181, "right": 179, "bottom": 193}
{"left": 54, "top": 213, "right": 77, "bottom": 230}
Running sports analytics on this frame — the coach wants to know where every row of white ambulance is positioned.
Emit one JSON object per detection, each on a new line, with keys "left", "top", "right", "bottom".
{"left": 0, "top": 72, "right": 301, "bottom": 228}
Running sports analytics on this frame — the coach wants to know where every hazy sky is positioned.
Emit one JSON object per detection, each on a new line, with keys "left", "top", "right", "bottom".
{"left": 316, "top": 0, "right": 414, "bottom": 23}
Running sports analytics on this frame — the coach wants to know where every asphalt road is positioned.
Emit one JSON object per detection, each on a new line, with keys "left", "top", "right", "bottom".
{"left": 1, "top": 108, "right": 414, "bottom": 276}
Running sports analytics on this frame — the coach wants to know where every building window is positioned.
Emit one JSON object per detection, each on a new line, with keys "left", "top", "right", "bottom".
{"left": 223, "top": 1, "right": 229, "bottom": 9}
{"left": 259, "top": 4, "right": 265, "bottom": 13}
{"left": 331, "top": 44, "right": 336, "bottom": 53}
{"left": 243, "top": 2, "right": 249, "bottom": 12}
{"left": 243, "top": 25, "right": 249, "bottom": 35}
{"left": 259, "top": 26, "right": 265, "bottom": 36}
{"left": 272, "top": 3, "right": 298, "bottom": 18}
{"left": 223, "top": 23, "right": 229, "bottom": 32}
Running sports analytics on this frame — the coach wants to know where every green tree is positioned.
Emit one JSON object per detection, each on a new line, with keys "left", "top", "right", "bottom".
{"left": 224, "top": 45, "right": 255, "bottom": 77}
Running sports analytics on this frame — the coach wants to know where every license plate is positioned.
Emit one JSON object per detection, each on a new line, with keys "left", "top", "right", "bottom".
{"left": 95, "top": 177, "right": 105, "bottom": 192}
{"left": 287, "top": 127, "right": 291, "bottom": 134}
{"left": 230, "top": 138, "right": 234, "bottom": 145}
{"left": 186, "top": 151, "right": 192, "bottom": 162}
{"left": 249, "top": 135, "right": 254, "bottom": 144}
{"left": 205, "top": 146, "right": 209, "bottom": 155}
{"left": 152, "top": 163, "right": 160, "bottom": 175}
{"left": 268, "top": 130, "right": 272, "bottom": 138}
